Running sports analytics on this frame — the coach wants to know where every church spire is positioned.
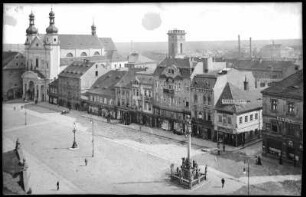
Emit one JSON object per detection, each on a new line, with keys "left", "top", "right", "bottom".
{"left": 91, "top": 17, "right": 96, "bottom": 36}
{"left": 26, "top": 11, "right": 38, "bottom": 35}
{"left": 46, "top": 8, "right": 58, "bottom": 34}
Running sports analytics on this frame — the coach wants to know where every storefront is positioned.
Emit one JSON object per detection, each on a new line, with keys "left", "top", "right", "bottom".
{"left": 192, "top": 119, "right": 213, "bottom": 140}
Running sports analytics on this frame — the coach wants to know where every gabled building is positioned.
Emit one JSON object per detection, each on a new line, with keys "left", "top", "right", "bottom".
{"left": 191, "top": 68, "right": 257, "bottom": 141}
{"left": 126, "top": 51, "right": 157, "bottom": 71}
{"left": 261, "top": 70, "right": 303, "bottom": 166}
{"left": 114, "top": 69, "right": 137, "bottom": 125}
{"left": 2, "top": 51, "right": 25, "bottom": 100}
{"left": 85, "top": 70, "right": 127, "bottom": 119}
{"left": 214, "top": 83, "right": 262, "bottom": 146}
{"left": 57, "top": 59, "right": 110, "bottom": 110}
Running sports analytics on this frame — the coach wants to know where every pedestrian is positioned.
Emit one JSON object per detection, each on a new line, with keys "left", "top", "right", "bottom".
{"left": 257, "top": 156, "right": 262, "bottom": 165}
{"left": 56, "top": 181, "right": 59, "bottom": 190}
{"left": 223, "top": 144, "right": 225, "bottom": 152}
{"left": 221, "top": 178, "right": 225, "bottom": 188}
{"left": 85, "top": 158, "right": 88, "bottom": 166}
{"left": 279, "top": 153, "right": 283, "bottom": 165}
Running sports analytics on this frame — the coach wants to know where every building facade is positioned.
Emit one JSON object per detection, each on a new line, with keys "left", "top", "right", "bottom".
{"left": 2, "top": 52, "right": 25, "bottom": 100}
{"left": 261, "top": 70, "right": 303, "bottom": 166}
{"left": 214, "top": 83, "right": 262, "bottom": 146}
{"left": 85, "top": 70, "right": 127, "bottom": 119}
{"left": 57, "top": 60, "right": 110, "bottom": 110}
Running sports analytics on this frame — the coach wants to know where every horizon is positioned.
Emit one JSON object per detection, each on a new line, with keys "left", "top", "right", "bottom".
{"left": 3, "top": 3, "right": 302, "bottom": 44}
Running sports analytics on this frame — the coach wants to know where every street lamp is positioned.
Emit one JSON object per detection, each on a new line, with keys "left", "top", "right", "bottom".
{"left": 71, "top": 122, "right": 78, "bottom": 149}
{"left": 24, "top": 107, "right": 27, "bottom": 125}
{"left": 243, "top": 159, "right": 250, "bottom": 195}
{"left": 91, "top": 118, "right": 94, "bottom": 157}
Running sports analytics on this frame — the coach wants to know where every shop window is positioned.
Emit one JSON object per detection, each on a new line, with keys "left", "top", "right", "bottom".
{"left": 271, "top": 121, "right": 278, "bottom": 133}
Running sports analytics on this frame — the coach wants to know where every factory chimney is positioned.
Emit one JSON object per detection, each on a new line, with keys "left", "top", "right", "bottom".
{"left": 238, "top": 34, "right": 241, "bottom": 58}
{"left": 249, "top": 37, "right": 252, "bottom": 58}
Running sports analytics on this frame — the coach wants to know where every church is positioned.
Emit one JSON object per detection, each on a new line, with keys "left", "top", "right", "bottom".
{"left": 21, "top": 9, "right": 125, "bottom": 102}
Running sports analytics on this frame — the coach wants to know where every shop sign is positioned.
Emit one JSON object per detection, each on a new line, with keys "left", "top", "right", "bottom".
{"left": 276, "top": 116, "right": 296, "bottom": 123}
{"left": 269, "top": 147, "right": 281, "bottom": 153}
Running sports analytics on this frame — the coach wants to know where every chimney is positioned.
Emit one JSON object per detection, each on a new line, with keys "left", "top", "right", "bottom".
{"left": 249, "top": 37, "right": 252, "bottom": 58}
{"left": 238, "top": 34, "right": 241, "bottom": 57}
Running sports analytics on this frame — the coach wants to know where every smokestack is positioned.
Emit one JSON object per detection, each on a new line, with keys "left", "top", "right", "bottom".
{"left": 238, "top": 35, "right": 241, "bottom": 57}
{"left": 249, "top": 37, "right": 252, "bottom": 58}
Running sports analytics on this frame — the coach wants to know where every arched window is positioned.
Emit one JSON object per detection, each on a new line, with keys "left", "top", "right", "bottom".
{"left": 94, "top": 51, "right": 100, "bottom": 56}
{"left": 180, "top": 43, "right": 183, "bottom": 53}
{"left": 80, "top": 52, "right": 87, "bottom": 57}
{"left": 66, "top": 53, "right": 73, "bottom": 57}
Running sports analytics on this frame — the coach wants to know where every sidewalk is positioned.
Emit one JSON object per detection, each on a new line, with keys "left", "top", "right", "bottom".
{"left": 36, "top": 102, "right": 260, "bottom": 152}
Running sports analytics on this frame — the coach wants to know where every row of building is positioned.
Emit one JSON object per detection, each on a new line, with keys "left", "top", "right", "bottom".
{"left": 2, "top": 10, "right": 303, "bottom": 166}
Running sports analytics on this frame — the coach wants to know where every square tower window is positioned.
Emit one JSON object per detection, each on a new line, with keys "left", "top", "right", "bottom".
{"left": 54, "top": 38, "right": 57, "bottom": 42}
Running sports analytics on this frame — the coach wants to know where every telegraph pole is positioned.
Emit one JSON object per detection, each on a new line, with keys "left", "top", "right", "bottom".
{"left": 91, "top": 118, "right": 94, "bottom": 157}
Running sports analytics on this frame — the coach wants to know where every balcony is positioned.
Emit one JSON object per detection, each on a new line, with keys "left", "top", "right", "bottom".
{"left": 163, "top": 88, "right": 174, "bottom": 94}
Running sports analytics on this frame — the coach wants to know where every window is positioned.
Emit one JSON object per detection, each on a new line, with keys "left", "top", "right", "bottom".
{"left": 207, "top": 95, "right": 211, "bottom": 105}
{"left": 66, "top": 53, "right": 73, "bottom": 57}
{"left": 203, "top": 95, "right": 206, "bottom": 104}
{"left": 271, "top": 99, "right": 277, "bottom": 111}
{"left": 36, "top": 58, "right": 39, "bottom": 68}
{"left": 265, "top": 123, "right": 271, "bottom": 130}
{"left": 96, "top": 64, "right": 98, "bottom": 69}
{"left": 260, "top": 82, "right": 265, "bottom": 87}
{"left": 250, "top": 114, "right": 253, "bottom": 121}
{"left": 194, "top": 94, "right": 198, "bottom": 103}
{"left": 228, "top": 117, "right": 232, "bottom": 124}
{"left": 94, "top": 51, "right": 100, "bottom": 56}
{"left": 288, "top": 102, "right": 294, "bottom": 114}
{"left": 198, "top": 112, "right": 203, "bottom": 119}
{"left": 255, "top": 113, "right": 258, "bottom": 120}
{"left": 207, "top": 113, "right": 211, "bottom": 121}
{"left": 245, "top": 116, "right": 248, "bottom": 122}
{"left": 239, "top": 117, "right": 243, "bottom": 124}
{"left": 185, "top": 101, "right": 189, "bottom": 107}
{"left": 95, "top": 71, "right": 98, "bottom": 77}
{"left": 271, "top": 121, "right": 278, "bottom": 133}
{"left": 54, "top": 38, "right": 57, "bottom": 42}
{"left": 219, "top": 115, "right": 222, "bottom": 122}
{"left": 80, "top": 52, "right": 87, "bottom": 56}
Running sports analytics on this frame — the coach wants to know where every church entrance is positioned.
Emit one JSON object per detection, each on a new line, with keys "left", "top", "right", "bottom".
{"left": 27, "top": 81, "right": 35, "bottom": 100}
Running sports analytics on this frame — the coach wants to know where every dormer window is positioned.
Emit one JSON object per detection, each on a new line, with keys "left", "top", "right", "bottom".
{"left": 54, "top": 38, "right": 56, "bottom": 42}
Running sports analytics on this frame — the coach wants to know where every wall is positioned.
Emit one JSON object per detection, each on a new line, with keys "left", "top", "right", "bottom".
{"left": 236, "top": 109, "right": 263, "bottom": 133}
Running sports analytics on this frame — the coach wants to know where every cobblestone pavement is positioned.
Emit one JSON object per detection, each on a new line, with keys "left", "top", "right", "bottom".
{"left": 2, "top": 102, "right": 302, "bottom": 195}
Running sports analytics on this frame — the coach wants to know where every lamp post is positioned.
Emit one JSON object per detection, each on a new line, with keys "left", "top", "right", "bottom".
{"left": 24, "top": 107, "right": 27, "bottom": 125}
{"left": 91, "top": 118, "right": 94, "bottom": 157}
{"left": 71, "top": 122, "right": 78, "bottom": 149}
{"left": 243, "top": 159, "right": 250, "bottom": 195}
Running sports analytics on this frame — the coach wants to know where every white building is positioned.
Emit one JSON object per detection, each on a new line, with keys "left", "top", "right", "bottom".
{"left": 21, "top": 10, "right": 126, "bottom": 102}
{"left": 214, "top": 82, "right": 263, "bottom": 146}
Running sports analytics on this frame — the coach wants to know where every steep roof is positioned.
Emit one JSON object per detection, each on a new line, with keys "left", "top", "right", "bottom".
{"left": 261, "top": 69, "right": 303, "bottom": 100}
{"left": 59, "top": 60, "right": 95, "bottom": 78}
{"left": 135, "top": 74, "right": 154, "bottom": 85}
{"left": 158, "top": 57, "right": 191, "bottom": 68}
{"left": 60, "top": 55, "right": 108, "bottom": 66}
{"left": 114, "top": 70, "right": 136, "bottom": 88}
{"left": 58, "top": 34, "right": 103, "bottom": 49}
{"left": 107, "top": 50, "right": 126, "bottom": 62}
{"left": 99, "top": 37, "right": 116, "bottom": 51}
{"left": 215, "top": 82, "right": 262, "bottom": 114}
{"left": 127, "top": 52, "right": 155, "bottom": 64}
{"left": 86, "top": 70, "right": 127, "bottom": 97}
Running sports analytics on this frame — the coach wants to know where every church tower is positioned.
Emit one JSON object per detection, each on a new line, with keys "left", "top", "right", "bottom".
{"left": 91, "top": 22, "right": 97, "bottom": 36}
{"left": 44, "top": 8, "right": 60, "bottom": 80}
{"left": 25, "top": 11, "right": 38, "bottom": 45}
{"left": 167, "top": 29, "right": 186, "bottom": 58}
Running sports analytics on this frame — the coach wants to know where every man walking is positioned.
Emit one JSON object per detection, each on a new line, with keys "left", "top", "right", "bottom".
{"left": 56, "top": 181, "right": 59, "bottom": 191}
{"left": 221, "top": 178, "right": 225, "bottom": 188}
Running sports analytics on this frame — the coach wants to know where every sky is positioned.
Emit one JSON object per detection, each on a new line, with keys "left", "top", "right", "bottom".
{"left": 3, "top": 3, "right": 302, "bottom": 44}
